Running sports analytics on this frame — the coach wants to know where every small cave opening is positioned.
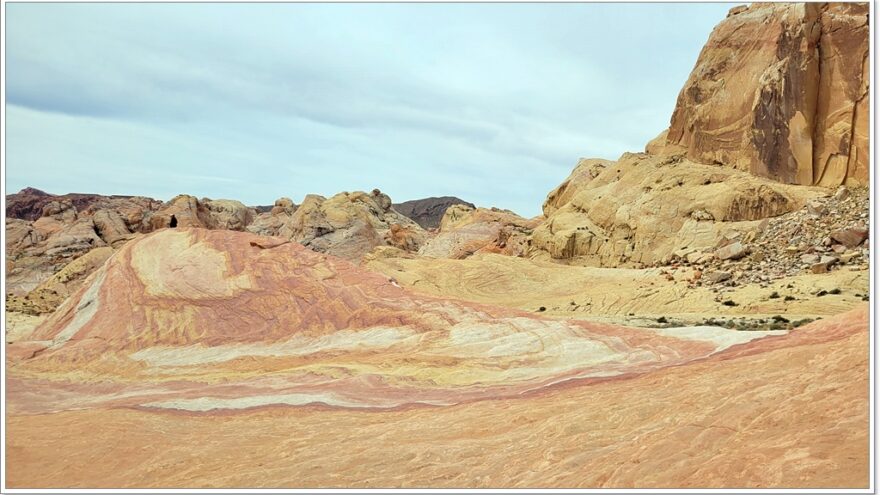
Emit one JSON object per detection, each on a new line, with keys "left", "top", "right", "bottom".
{"left": 169, "top": 215, "right": 178, "bottom": 228}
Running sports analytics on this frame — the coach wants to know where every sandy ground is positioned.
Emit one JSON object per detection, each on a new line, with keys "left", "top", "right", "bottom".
{"left": 367, "top": 253, "right": 869, "bottom": 327}
{"left": 6, "top": 307, "right": 868, "bottom": 489}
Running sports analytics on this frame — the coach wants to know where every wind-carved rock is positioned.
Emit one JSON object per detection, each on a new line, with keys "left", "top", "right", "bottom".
{"left": 419, "top": 205, "right": 539, "bottom": 259}
{"left": 661, "top": 3, "right": 868, "bottom": 187}
{"left": 286, "top": 191, "right": 428, "bottom": 261}
{"left": 531, "top": 153, "right": 821, "bottom": 267}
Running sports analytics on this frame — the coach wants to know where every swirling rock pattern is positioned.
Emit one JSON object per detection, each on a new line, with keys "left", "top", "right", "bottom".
{"left": 9, "top": 228, "right": 782, "bottom": 413}
{"left": 664, "top": 3, "right": 869, "bottom": 186}
{"left": 5, "top": 229, "right": 868, "bottom": 488}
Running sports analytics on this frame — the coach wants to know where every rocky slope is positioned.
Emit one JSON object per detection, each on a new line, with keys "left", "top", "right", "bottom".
{"left": 5, "top": 228, "right": 868, "bottom": 487}
{"left": 661, "top": 3, "right": 869, "bottom": 186}
{"left": 529, "top": 152, "right": 824, "bottom": 267}
{"left": 393, "top": 196, "right": 475, "bottom": 229}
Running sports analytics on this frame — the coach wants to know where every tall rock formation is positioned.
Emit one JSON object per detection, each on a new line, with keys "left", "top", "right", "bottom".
{"left": 663, "top": 3, "right": 869, "bottom": 187}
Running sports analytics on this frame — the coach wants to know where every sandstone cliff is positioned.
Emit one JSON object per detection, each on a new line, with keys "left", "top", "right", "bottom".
{"left": 661, "top": 3, "right": 869, "bottom": 187}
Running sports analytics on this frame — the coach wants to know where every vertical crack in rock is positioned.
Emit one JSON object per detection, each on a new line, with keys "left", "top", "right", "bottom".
{"left": 811, "top": 3, "right": 829, "bottom": 184}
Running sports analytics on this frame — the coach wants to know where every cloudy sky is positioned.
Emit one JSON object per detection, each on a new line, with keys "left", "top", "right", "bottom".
{"left": 6, "top": 3, "right": 734, "bottom": 216}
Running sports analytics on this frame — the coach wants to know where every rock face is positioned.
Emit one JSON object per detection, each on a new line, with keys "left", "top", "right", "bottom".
{"left": 4, "top": 228, "right": 869, "bottom": 488}
{"left": 531, "top": 153, "right": 820, "bottom": 266}
{"left": 287, "top": 190, "right": 428, "bottom": 261}
{"left": 419, "top": 205, "right": 539, "bottom": 259}
{"left": 247, "top": 197, "right": 298, "bottom": 237}
{"left": 393, "top": 196, "right": 476, "bottom": 229}
{"left": 543, "top": 158, "right": 613, "bottom": 216}
{"left": 662, "top": 3, "right": 869, "bottom": 187}
{"left": 5, "top": 188, "right": 161, "bottom": 222}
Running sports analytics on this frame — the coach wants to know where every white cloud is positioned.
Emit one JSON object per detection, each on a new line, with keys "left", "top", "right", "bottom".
{"left": 5, "top": 3, "right": 735, "bottom": 216}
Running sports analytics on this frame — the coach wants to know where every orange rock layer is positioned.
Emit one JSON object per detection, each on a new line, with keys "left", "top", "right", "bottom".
{"left": 5, "top": 229, "right": 870, "bottom": 487}
{"left": 666, "top": 3, "right": 869, "bottom": 186}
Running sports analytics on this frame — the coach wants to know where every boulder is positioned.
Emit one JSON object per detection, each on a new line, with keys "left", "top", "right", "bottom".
{"left": 800, "top": 254, "right": 821, "bottom": 264}
{"left": 421, "top": 206, "right": 538, "bottom": 259}
{"left": 831, "top": 228, "right": 869, "bottom": 248}
{"left": 703, "top": 270, "right": 732, "bottom": 284}
{"left": 715, "top": 242, "right": 749, "bottom": 261}
{"left": 384, "top": 223, "right": 425, "bottom": 253}
{"left": 287, "top": 191, "right": 428, "bottom": 261}
{"left": 92, "top": 209, "right": 133, "bottom": 246}
{"left": 205, "top": 199, "right": 256, "bottom": 231}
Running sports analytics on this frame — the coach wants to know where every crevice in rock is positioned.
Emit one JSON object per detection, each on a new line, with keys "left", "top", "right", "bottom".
{"left": 809, "top": 3, "right": 828, "bottom": 185}
{"left": 844, "top": 48, "right": 870, "bottom": 181}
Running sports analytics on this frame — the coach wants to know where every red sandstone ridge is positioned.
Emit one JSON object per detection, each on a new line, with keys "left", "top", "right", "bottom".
{"left": 5, "top": 228, "right": 869, "bottom": 488}
{"left": 661, "top": 3, "right": 868, "bottom": 187}
{"left": 8, "top": 228, "right": 814, "bottom": 415}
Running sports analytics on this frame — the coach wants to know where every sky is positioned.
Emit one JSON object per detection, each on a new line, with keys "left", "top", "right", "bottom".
{"left": 6, "top": 3, "right": 735, "bottom": 216}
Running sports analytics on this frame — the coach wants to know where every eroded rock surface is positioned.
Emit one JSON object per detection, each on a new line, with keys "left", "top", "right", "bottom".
{"left": 287, "top": 190, "right": 428, "bottom": 261}
{"left": 393, "top": 196, "right": 476, "bottom": 229}
{"left": 4, "top": 228, "right": 869, "bottom": 488}
{"left": 662, "top": 3, "right": 869, "bottom": 187}
{"left": 418, "top": 205, "right": 539, "bottom": 259}
{"left": 530, "top": 153, "right": 821, "bottom": 266}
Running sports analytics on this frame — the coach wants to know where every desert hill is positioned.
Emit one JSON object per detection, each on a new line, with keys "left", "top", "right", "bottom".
{"left": 4, "top": 2, "right": 871, "bottom": 489}
{"left": 5, "top": 227, "right": 869, "bottom": 487}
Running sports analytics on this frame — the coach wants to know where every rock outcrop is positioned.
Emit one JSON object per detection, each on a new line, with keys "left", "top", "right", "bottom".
{"left": 144, "top": 194, "right": 212, "bottom": 230}
{"left": 5, "top": 188, "right": 161, "bottom": 222}
{"left": 661, "top": 3, "right": 869, "bottom": 187}
{"left": 6, "top": 246, "right": 115, "bottom": 315}
{"left": 5, "top": 228, "right": 869, "bottom": 488}
{"left": 246, "top": 197, "right": 297, "bottom": 237}
{"left": 531, "top": 153, "right": 821, "bottom": 266}
{"left": 393, "top": 196, "right": 476, "bottom": 229}
{"left": 419, "top": 205, "right": 539, "bottom": 259}
{"left": 6, "top": 200, "right": 110, "bottom": 295}
{"left": 9, "top": 228, "right": 798, "bottom": 410}
{"left": 287, "top": 190, "right": 428, "bottom": 261}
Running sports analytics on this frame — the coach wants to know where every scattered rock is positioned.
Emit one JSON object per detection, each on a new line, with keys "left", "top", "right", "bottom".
{"left": 831, "top": 228, "right": 868, "bottom": 248}
{"left": 715, "top": 242, "right": 749, "bottom": 261}
{"left": 704, "top": 270, "right": 732, "bottom": 284}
